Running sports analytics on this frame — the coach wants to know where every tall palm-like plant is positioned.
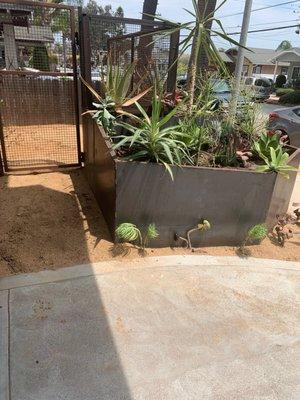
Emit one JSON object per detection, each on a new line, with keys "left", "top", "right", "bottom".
{"left": 190, "top": 0, "right": 217, "bottom": 77}
{"left": 152, "top": 0, "right": 244, "bottom": 108}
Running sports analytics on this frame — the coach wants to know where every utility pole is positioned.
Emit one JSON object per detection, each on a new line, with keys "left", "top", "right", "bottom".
{"left": 231, "top": 0, "right": 253, "bottom": 117}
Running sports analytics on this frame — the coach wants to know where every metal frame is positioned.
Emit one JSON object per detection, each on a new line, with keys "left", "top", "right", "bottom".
{"left": 0, "top": 0, "right": 81, "bottom": 172}
{"left": 79, "top": 12, "right": 179, "bottom": 90}
{"left": 107, "top": 28, "right": 180, "bottom": 97}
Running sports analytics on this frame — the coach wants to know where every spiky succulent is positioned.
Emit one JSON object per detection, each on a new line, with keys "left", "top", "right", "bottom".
{"left": 247, "top": 224, "right": 268, "bottom": 241}
{"left": 115, "top": 223, "right": 141, "bottom": 243}
{"left": 115, "top": 222, "right": 159, "bottom": 250}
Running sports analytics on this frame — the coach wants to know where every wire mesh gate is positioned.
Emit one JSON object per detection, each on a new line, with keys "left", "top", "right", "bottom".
{"left": 0, "top": 0, "right": 81, "bottom": 172}
{"left": 79, "top": 13, "right": 179, "bottom": 103}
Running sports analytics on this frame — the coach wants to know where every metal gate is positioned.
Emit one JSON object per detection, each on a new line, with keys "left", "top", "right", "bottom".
{"left": 0, "top": 0, "right": 81, "bottom": 172}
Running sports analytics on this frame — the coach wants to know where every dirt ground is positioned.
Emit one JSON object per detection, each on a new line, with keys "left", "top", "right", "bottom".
{"left": 3, "top": 124, "right": 78, "bottom": 168}
{"left": 0, "top": 169, "right": 299, "bottom": 277}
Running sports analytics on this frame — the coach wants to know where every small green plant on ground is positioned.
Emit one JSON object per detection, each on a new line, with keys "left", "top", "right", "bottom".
{"left": 237, "top": 224, "right": 268, "bottom": 257}
{"left": 115, "top": 222, "right": 159, "bottom": 253}
{"left": 279, "top": 90, "right": 300, "bottom": 105}
{"left": 276, "top": 88, "right": 294, "bottom": 97}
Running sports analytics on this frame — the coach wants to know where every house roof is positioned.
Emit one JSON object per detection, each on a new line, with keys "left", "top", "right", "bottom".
{"left": 270, "top": 47, "right": 300, "bottom": 63}
{"left": 218, "top": 50, "right": 233, "bottom": 63}
{"left": 0, "top": 26, "right": 54, "bottom": 43}
{"left": 226, "top": 47, "right": 289, "bottom": 66}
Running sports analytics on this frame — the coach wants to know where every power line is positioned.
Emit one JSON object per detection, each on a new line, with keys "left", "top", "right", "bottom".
{"left": 226, "top": 23, "right": 299, "bottom": 36}
{"left": 220, "top": 0, "right": 300, "bottom": 18}
{"left": 180, "top": 23, "right": 300, "bottom": 38}
{"left": 223, "top": 18, "right": 299, "bottom": 30}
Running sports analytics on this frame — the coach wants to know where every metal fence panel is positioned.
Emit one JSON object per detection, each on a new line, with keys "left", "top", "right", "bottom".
{"left": 0, "top": 0, "right": 80, "bottom": 171}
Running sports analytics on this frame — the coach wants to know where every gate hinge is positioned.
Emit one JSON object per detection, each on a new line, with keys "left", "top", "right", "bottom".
{"left": 80, "top": 152, "right": 85, "bottom": 163}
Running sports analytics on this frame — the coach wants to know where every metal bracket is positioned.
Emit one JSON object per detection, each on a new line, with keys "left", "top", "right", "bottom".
{"left": 80, "top": 152, "right": 85, "bottom": 163}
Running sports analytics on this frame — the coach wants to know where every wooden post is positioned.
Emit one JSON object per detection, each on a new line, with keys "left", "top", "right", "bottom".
{"left": 273, "top": 61, "right": 278, "bottom": 82}
{"left": 167, "top": 30, "right": 180, "bottom": 95}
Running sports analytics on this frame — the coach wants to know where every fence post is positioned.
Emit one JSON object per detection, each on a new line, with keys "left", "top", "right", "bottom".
{"left": 69, "top": 7, "right": 82, "bottom": 166}
{"left": 0, "top": 110, "right": 7, "bottom": 174}
{"left": 167, "top": 30, "right": 180, "bottom": 96}
{"left": 0, "top": 147, "right": 3, "bottom": 176}
{"left": 79, "top": 11, "right": 92, "bottom": 111}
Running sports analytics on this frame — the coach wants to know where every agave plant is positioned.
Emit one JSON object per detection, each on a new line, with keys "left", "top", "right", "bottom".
{"left": 253, "top": 132, "right": 282, "bottom": 160}
{"left": 256, "top": 147, "right": 297, "bottom": 179}
{"left": 115, "top": 222, "right": 159, "bottom": 250}
{"left": 113, "top": 92, "right": 191, "bottom": 178}
{"left": 81, "top": 61, "right": 151, "bottom": 134}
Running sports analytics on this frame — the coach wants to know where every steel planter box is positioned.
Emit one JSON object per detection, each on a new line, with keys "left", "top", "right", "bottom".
{"left": 83, "top": 118, "right": 299, "bottom": 247}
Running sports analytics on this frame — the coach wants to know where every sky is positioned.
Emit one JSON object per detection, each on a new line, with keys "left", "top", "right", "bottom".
{"left": 104, "top": 0, "right": 300, "bottom": 50}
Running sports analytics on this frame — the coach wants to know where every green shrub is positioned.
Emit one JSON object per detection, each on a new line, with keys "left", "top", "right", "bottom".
{"left": 275, "top": 74, "right": 287, "bottom": 88}
{"left": 32, "top": 45, "right": 50, "bottom": 71}
{"left": 279, "top": 90, "right": 300, "bottom": 104}
{"left": 276, "top": 88, "right": 294, "bottom": 97}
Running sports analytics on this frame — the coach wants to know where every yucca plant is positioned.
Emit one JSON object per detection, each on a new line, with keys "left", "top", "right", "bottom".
{"left": 113, "top": 92, "right": 191, "bottom": 178}
{"left": 256, "top": 147, "right": 297, "bottom": 179}
{"left": 115, "top": 222, "right": 159, "bottom": 251}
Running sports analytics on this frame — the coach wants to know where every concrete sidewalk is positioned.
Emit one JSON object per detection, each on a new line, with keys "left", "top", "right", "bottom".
{"left": 1, "top": 255, "right": 300, "bottom": 400}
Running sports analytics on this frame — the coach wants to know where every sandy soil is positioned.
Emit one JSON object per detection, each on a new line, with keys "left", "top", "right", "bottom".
{"left": 3, "top": 124, "right": 78, "bottom": 168}
{"left": 0, "top": 170, "right": 299, "bottom": 277}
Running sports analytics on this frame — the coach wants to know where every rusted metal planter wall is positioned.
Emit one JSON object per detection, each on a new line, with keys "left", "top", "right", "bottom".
{"left": 84, "top": 119, "right": 299, "bottom": 247}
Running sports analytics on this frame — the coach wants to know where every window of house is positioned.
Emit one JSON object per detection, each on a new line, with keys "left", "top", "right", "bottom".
{"left": 242, "top": 65, "right": 249, "bottom": 76}
{"left": 281, "top": 67, "right": 288, "bottom": 75}
{"left": 253, "top": 65, "right": 262, "bottom": 74}
{"left": 292, "top": 67, "right": 300, "bottom": 79}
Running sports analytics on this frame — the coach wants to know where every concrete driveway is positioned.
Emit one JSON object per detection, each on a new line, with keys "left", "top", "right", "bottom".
{"left": 1, "top": 255, "right": 300, "bottom": 400}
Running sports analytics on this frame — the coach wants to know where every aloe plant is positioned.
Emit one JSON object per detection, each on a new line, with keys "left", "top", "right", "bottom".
{"left": 80, "top": 61, "right": 151, "bottom": 134}
{"left": 116, "top": 222, "right": 159, "bottom": 250}
{"left": 113, "top": 92, "right": 191, "bottom": 178}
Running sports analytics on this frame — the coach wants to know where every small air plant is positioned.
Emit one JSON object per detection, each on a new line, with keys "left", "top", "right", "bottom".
{"left": 115, "top": 222, "right": 159, "bottom": 254}
{"left": 175, "top": 220, "right": 211, "bottom": 251}
{"left": 238, "top": 224, "right": 268, "bottom": 257}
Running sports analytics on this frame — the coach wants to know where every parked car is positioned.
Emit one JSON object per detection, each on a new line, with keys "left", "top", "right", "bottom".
{"left": 268, "top": 106, "right": 300, "bottom": 147}
{"left": 244, "top": 77, "right": 272, "bottom": 101}
{"left": 177, "top": 77, "right": 246, "bottom": 108}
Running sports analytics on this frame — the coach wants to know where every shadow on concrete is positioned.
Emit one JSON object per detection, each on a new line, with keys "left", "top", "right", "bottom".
{"left": 0, "top": 169, "right": 133, "bottom": 399}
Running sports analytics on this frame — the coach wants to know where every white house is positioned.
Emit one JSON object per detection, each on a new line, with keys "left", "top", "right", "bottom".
{"left": 270, "top": 48, "right": 300, "bottom": 81}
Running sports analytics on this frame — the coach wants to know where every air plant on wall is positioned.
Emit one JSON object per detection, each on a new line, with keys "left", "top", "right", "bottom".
{"left": 175, "top": 219, "right": 211, "bottom": 251}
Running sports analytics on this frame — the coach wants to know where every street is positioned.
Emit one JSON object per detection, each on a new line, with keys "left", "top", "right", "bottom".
{"left": 261, "top": 103, "right": 289, "bottom": 116}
